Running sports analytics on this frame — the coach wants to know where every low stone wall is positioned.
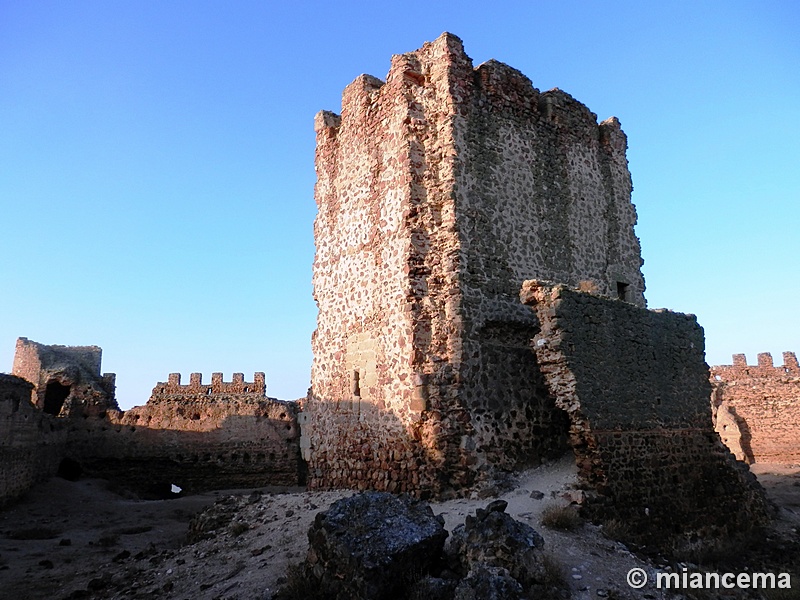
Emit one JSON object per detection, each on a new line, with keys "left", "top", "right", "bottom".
{"left": 711, "top": 353, "right": 800, "bottom": 465}
{"left": 522, "top": 282, "right": 770, "bottom": 544}
{"left": 0, "top": 374, "right": 67, "bottom": 506}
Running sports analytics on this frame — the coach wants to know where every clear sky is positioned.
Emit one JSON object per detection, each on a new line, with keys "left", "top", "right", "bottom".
{"left": 1, "top": 1, "right": 798, "bottom": 410}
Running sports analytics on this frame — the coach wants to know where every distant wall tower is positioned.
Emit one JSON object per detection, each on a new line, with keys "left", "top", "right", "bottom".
{"left": 12, "top": 337, "right": 117, "bottom": 417}
{"left": 306, "top": 33, "right": 646, "bottom": 494}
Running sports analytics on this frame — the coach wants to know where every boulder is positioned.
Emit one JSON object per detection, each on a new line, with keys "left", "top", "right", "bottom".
{"left": 447, "top": 499, "right": 547, "bottom": 588}
{"left": 306, "top": 492, "right": 447, "bottom": 599}
{"left": 453, "top": 565, "right": 524, "bottom": 600}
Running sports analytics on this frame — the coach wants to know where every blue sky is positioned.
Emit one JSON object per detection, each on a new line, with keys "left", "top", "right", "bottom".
{"left": 1, "top": 1, "right": 798, "bottom": 409}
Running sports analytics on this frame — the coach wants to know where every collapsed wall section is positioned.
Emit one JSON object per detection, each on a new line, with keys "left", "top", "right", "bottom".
{"left": 522, "top": 282, "right": 770, "bottom": 544}
{"left": 0, "top": 374, "right": 67, "bottom": 506}
{"left": 66, "top": 372, "right": 301, "bottom": 495}
{"left": 711, "top": 353, "right": 800, "bottom": 464}
{"left": 450, "top": 46, "right": 644, "bottom": 471}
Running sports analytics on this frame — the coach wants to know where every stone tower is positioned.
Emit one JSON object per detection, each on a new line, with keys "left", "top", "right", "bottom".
{"left": 305, "top": 33, "right": 645, "bottom": 495}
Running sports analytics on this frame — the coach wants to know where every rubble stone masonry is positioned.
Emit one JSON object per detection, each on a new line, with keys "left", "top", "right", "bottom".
{"left": 0, "top": 374, "right": 66, "bottom": 506}
{"left": 66, "top": 372, "right": 301, "bottom": 494}
{"left": 12, "top": 337, "right": 117, "bottom": 417}
{"left": 523, "top": 282, "right": 770, "bottom": 543}
{"left": 307, "top": 33, "right": 645, "bottom": 494}
{"left": 711, "top": 353, "right": 800, "bottom": 465}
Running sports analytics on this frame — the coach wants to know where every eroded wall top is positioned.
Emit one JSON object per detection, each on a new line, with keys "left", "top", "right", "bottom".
{"left": 11, "top": 337, "right": 117, "bottom": 416}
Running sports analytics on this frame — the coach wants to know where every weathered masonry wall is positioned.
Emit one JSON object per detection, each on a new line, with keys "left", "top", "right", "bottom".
{"left": 66, "top": 372, "right": 302, "bottom": 495}
{"left": 0, "top": 374, "right": 67, "bottom": 506}
{"left": 12, "top": 337, "right": 117, "bottom": 417}
{"left": 307, "top": 33, "right": 642, "bottom": 494}
{"left": 523, "top": 282, "right": 769, "bottom": 544}
{"left": 711, "top": 353, "right": 800, "bottom": 465}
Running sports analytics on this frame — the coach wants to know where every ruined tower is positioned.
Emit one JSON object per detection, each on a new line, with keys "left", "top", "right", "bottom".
{"left": 12, "top": 337, "right": 118, "bottom": 417}
{"left": 305, "top": 33, "right": 646, "bottom": 494}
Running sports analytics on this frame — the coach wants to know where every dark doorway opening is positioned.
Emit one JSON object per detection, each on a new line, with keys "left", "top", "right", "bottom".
{"left": 43, "top": 381, "right": 70, "bottom": 415}
{"left": 57, "top": 457, "right": 83, "bottom": 481}
{"left": 616, "top": 281, "right": 629, "bottom": 302}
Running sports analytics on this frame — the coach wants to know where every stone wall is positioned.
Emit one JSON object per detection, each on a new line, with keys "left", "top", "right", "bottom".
{"left": 523, "top": 281, "right": 769, "bottom": 544}
{"left": 12, "top": 337, "right": 117, "bottom": 417}
{"left": 307, "top": 32, "right": 643, "bottom": 494}
{"left": 65, "top": 372, "right": 302, "bottom": 495}
{"left": 0, "top": 374, "right": 67, "bottom": 506}
{"left": 711, "top": 353, "right": 800, "bottom": 465}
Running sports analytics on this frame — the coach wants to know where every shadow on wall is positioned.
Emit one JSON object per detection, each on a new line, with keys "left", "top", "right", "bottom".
{"left": 301, "top": 386, "right": 572, "bottom": 500}
{"left": 711, "top": 385, "right": 756, "bottom": 465}
{"left": 59, "top": 410, "right": 304, "bottom": 499}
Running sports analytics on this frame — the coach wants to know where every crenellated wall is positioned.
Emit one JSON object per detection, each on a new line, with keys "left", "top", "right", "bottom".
{"left": 151, "top": 371, "right": 267, "bottom": 399}
{"left": 65, "top": 372, "right": 302, "bottom": 494}
{"left": 711, "top": 353, "right": 800, "bottom": 464}
{"left": 307, "top": 32, "right": 643, "bottom": 495}
{"left": 4, "top": 356, "right": 303, "bottom": 500}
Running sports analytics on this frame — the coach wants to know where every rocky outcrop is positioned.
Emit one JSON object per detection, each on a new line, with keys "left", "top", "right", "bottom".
{"left": 284, "top": 494, "right": 557, "bottom": 600}
{"left": 453, "top": 566, "right": 524, "bottom": 600}
{"left": 447, "top": 499, "right": 546, "bottom": 588}
{"left": 305, "top": 492, "right": 447, "bottom": 599}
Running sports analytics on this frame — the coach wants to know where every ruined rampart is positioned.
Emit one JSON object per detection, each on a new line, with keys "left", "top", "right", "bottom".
{"left": 66, "top": 372, "right": 301, "bottom": 495}
{"left": 307, "top": 32, "right": 643, "bottom": 494}
{"left": 5, "top": 344, "right": 303, "bottom": 500}
{"left": 12, "top": 337, "right": 117, "bottom": 417}
{"left": 711, "top": 353, "right": 800, "bottom": 465}
{"left": 523, "top": 282, "right": 769, "bottom": 544}
{"left": 0, "top": 374, "right": 67, "bottom": 506}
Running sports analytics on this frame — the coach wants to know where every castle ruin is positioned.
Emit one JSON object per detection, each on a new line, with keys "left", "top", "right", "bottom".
{"left": 1, "top": 339, "right": 301, "bottom": 504}
{"left": 12, "top": 337, "right": 118, "bottom": 417}
{"left": 1, "top": 33, "right": 778, "bottom": 547}
{"left": 302, "top": 32, "right": 770, "bottom": 540}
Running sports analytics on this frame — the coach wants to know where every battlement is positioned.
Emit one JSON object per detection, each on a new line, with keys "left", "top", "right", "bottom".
{"left": 711, "top": 352, "right": 800, "bottom": 465}
{"left": 713, "top": 352, "right": 800, "bottom": 377}
{"left": 151, "top": 372, "right": 267, "bottom": 397}
{"left": 309, "top": 32, "right": 646, "bottom": 495}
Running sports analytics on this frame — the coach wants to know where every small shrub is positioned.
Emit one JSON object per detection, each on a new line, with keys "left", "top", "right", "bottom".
{"left": 539, "top": 552, "right": 567, "bottom": 588}
{"left": 97, "top": 534, "right": 119, "bottom": 547}
{"left": 528, "top": 552, "right": 570, "bottom": 600}
{"left": 230, "top": 522, "right": 249, "bottom": 536}
{"left": 274, "top": 563, "right": 331, "bottom": 600}
{"left": 541, "top": 504, "right": 581, "bottom": 531}
{"left": 601, "top": 519, "right": 633, "bottom": 543}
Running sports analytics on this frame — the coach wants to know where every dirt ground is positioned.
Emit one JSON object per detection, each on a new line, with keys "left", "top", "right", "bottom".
{"left": 1, "top": 458, "right": 798, "bottom": 600}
